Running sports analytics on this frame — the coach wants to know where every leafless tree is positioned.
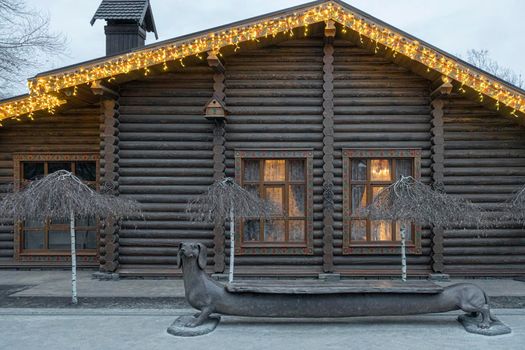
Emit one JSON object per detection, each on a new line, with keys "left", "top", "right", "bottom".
{"left": 465, "top": 49, "right": 524, "bottom": 89}
{"left": 186, "top": 178, "right": 274, "bottom": 283}
{"left": 364, "top": 176, "right": 485, "bottom": 281}
{"left": 0, "top": 0, "right": 67, "bottom": 97}
{"left": 0, "top": 170, "right": 141, "bottom": 304}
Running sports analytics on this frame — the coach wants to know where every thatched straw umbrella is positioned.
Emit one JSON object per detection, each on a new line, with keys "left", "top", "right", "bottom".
{"left": 0, "top": 170, "right": 141, "bottom": 304}
{"left": 186, "top": 178, "right": 273, "bottom": 283}
{"left": 365, "top": 176, "right": 484, "bottom": 281}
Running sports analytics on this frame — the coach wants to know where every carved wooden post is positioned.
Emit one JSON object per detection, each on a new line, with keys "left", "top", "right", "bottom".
{"left": 322, "top": 20, "right": 336, "bottom": 274}
{"left": 99, "top": 98, "right": 121, "bottom": 274}
{"left": 208, "top": 51, "right": 227, "bottom": 273}
{"left": 93, "top": 81, "right": 121, "bottom": 276}
{"left": 429, "top": 81, "right": 452, "bottom": 277}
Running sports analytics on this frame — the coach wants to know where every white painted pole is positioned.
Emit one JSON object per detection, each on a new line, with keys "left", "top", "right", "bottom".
{"left": 70, "top": 211, "right": 78, "bottom": 304}
{"left": 229, "top": 207, "right": 235, "bottom": 283}
{"left": 400, "top": 226, "right": 407, "bottom": 282}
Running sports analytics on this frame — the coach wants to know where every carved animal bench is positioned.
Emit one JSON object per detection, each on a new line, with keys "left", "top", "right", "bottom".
{"left": 168, "top": 242, "right": 511, "bottom": 337}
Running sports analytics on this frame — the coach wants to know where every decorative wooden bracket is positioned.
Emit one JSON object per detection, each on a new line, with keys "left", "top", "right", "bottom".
{"left": 324, "top": 20, "right": 336, "bottom": 43}
{"left": 207, "top": 51, "right": 225, "bottom": 73}
{"left": 90, "top": 80, "right": 119, "bottom": 99}
{"left": 431, "top": 82, "right": 453, "bottom": 99}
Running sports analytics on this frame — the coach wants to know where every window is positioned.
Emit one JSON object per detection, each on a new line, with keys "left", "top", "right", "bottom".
{"left": 13, "top": 154, "right": 99, "bottom": 263}
{"left": 235, "top": 150, "right": 314, "bottom": 255}
{"left": 342, "top": 149, "right": 422, "bottom": 255}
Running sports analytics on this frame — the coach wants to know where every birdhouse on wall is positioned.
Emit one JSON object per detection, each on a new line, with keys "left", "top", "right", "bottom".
{"left": 204, "top": 96, "right": 228, "bottom": 121}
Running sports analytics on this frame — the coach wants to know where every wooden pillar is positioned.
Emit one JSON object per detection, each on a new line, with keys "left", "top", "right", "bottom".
{"left": 322, "top": 21, "right": 336, "bottom": 273}
{"left": 429, "top": 81, "right": 451, "bottom": 274}
{"left": 208, "top": 52, "right": 227, "bottom": 273}
{"left": 98, "top": 97, "right": 121, "bottom": 274}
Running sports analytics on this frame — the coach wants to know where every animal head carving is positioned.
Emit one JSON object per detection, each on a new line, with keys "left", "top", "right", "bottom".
{"left": 177, "top": 242, "right": 207, "bottom": 270}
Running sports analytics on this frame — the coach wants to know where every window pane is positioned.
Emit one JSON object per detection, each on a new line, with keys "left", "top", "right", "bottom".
{"left": 243, "top": 220, "right": 260, "bottom": 242}
{"left": 351, "top": 159, "right": 367, "bottom": 181}
{"left": 76, "top": 162, "right": 97, "bottom": 181}
{"left": 351, "top": 185, "right": 367, "bottom": 214}
{"left": 289, "top": 160, "right": 305, "bottom": 181}
{"left": 264, "top": 160, "right": 285, "bottom": 181}
{"left": 265, "top": 187, "right": 283, "bottom": 215}
{"left": 395, "top": 159, "right": 413, "bottom": 179}
{"left": 396, "top": 221, "right": 413, "bottom": 242}
{"left": 23, "top": 162, "right": 44, "bottom": 180}
{"left": 50, "top": 217, "right": 69, "bottom": 225}
{"left": 243, "top": 160, "right": 260, "bottom": 182}
{"left": 372, "top": 186, "right": 385, "bottom": 199}
{"left": 244, "top": 184, "right": 259, "bottom": 197}
{"left": 48, "top": 231, "right": 70, "bottom": 250}
{"left": 289, "top": 220, "right": 305, "bottom": 242}
{"left": 289, "top": 185, "right": 305, "bottom": 217}
{"left": 264, "top": 220, "right": 285, "bottom": 242}
{"left": 370, "top": 159, "right": 391, "bottom": 182}
{"left": 75, "top": 230, "right": 97, "bottom": 249}
{"left": 76, "top": 216, "right": 97, "bottom": 228}
{"left": 23, "top": 231, "right": 44, "bottom": 249}
{"left": 24, "top": 217, "right": 44, "bottom": 229}
{"left": 371, "top": 220, "right": 392, "bottom": 241}
{"left": 48, "top": 162, "right": 72, "bottom": 174}
{"left": 351, "top": 220, "right": 367, "bottom": 241}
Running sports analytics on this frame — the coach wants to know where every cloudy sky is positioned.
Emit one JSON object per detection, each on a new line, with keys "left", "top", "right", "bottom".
{"left": 18, "top": 0, "right": 523, "bottom": 94}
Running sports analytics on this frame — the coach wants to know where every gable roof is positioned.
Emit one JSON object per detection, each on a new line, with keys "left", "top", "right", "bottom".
{"left": 1, "top": 0, "right": 524, "bottom": 123}
{"left": 90, "top": 0, "right": 158, "bottom": 38}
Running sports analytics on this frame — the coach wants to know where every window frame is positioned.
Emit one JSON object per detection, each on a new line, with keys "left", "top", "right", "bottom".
{"left": 342, "top": 149, "right": 423, "bottom": 255}
{"left": 235, "top": 149, "right": 314, "bottom": 255}
{"left": 13, "top": 153, "right": 100, "bottom": 263}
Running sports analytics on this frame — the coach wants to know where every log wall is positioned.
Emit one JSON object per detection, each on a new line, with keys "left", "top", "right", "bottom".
{"left": 0, "top": 107, "right": 100, "bottom": 266}
{"left": 223, "top": 39, "right": 325, "bottom": 276}
{"left": 117, "top": 67, "right": 216, "bottom": 275}
{"left": 442, "top": 95, "right": 525, "bottom": 276}
{"left": 3, "top": 36, "right": 524, "bottom": 277}
{"left": 332, "top": 40, "right": 433, "bottom": 276}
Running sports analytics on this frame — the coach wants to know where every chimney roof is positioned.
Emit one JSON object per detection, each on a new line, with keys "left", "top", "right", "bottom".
{"left": 90, "top": 0, "right": 158, "bottom": 39}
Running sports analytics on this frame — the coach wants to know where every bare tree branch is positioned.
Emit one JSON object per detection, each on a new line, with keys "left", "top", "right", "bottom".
{"left": 0, "top": 0, "right": 67, "bottom": 98}
{"left": 0, "top": 170, "right": 142, "bottom": 222}
{"left": 465, "top": 49, "right": 524, "bottom": 89}
{"left": 364, "top": 176, "right": 486, "bottom": 229}
{"left": 186, "top": 178, "right": 274, "bottom": 224}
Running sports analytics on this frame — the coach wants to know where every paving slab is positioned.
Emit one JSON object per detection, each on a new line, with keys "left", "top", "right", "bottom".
{"left": 0, "top": 309, "right": 524, "bottom": 350}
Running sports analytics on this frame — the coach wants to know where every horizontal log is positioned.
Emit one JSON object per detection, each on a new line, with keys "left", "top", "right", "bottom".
{"left": 120, "top": 230, "right": 213, "bottom": 239}
{"left": 444, "top": 256, "right": 525, "bottom": 264}
{"left": 119, "top": 168, "right": 214, "bottom": 177}
{"left": 120, "top": 177, "right": 213, "bottom": 186}
{"left": 119, "top": 150, "right": 213, "bottom": 159}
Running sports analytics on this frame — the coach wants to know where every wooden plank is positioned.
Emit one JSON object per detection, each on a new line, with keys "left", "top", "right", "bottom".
{"left": 225, "top": 280, "right": 443, "bottom": 294}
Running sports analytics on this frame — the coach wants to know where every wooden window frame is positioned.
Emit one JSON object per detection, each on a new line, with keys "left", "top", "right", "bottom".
{"left": 235, "top": 149, "right": 314, "bottom": 255}
{"left": 13, "top": 153, "right": 99, "bottom": 264}
{"left": 342, "top": 149, "right": 423, "bottom": 255}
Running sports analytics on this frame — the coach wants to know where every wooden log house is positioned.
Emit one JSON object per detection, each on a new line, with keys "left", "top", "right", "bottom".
{"left": 0, "top": 0, "right": 524, "bottom": 278}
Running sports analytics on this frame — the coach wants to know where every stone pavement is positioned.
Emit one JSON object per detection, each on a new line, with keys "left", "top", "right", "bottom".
{"left": 1, "top": 271, "right": 525, "bottom": 349}
{"left": 0, "top": 308, "right": 524, "bottom": 350}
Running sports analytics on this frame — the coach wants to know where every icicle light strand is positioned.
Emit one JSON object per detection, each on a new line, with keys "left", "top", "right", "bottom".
{"left": 0, "top": 1, "right": 523, "bottom": 122}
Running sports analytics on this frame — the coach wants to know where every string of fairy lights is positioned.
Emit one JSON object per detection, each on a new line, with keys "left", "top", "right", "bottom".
{"left": 0, "top": 1, "right": 523, "bottom": 123}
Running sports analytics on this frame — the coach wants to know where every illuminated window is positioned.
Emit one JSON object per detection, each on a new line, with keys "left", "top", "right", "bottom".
{"left": 343, "top": 149, "right": 422, "bottom": 254}
{"left": 235, "top": 150, "right": 314, "bottom": 255}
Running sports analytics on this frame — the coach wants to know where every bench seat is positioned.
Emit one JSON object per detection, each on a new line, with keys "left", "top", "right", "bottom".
{"left": 225, "top": 280, "right": 443, "bottom": 294}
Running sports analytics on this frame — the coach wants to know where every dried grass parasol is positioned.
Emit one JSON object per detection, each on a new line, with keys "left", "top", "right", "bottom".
{"left": 364, "top": 176, "right": 485, "bottom": 281}
{"left": 0, "top": 170, "right": 141, "bottom": 303}
{"left": 186, "top": 178, "right": 274, "bottom": 282}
